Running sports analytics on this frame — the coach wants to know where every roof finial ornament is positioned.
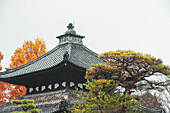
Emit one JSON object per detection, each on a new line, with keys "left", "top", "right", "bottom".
{"left": 5, "top": 68, "right": 11, "bottom": 72}
{"left": 67, "top": 23, "right": 74, "bottom": 29}
{"left": 56, "top": 23, "right": 85, "bottom": 45}
{"left": 63, "top": 51, "right": 69, "bottom": 60}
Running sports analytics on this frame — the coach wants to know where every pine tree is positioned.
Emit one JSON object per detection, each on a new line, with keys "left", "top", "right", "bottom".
{"left": 11, "top": 99, "right": 41, "bottom": 113}
{"left": 71, "top": 50, "right": 170, "bottom": 112}
{"left": 70, "top": 79, "right": 140, "bottom": 113}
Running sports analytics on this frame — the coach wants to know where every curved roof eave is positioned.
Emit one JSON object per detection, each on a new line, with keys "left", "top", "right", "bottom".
{"left": 0, "top": 43, "right": 103, "bottom": 79}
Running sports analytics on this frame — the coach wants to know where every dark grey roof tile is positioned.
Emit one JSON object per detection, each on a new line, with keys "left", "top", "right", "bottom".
{"left": 0, "top": 89, "right": 78, "bottom": 113}
{"left": 0, "top": 43, "right": 104, "bottom": 79}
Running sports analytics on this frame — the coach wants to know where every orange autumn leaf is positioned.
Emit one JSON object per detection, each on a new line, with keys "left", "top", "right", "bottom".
{"left": 0, "top": 39, "right": 46, "bottom": 105}
{"left": 75, "top": 108, "right": 79, "bottom": 112}
{"left": 100, "top": 80, "right": 106, "bottom": 84}
{"left": 115, "top": 106, "right": 119, "bottom": 108}
{"left": 0, "top": 81, "right": 26, "bottom": 105}
{"left": 92, "top": 84, "right": 95, "bottom": 88}
{"left": 0, "top": 54, "right": 26, "bottom": 105}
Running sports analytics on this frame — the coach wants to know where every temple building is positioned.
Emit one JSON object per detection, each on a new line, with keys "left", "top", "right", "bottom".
{"left": 0, "top": 23, "right": 103, "bottom": 113}
{"left": 0, "top": 23, "right": 162, "bottom": 113}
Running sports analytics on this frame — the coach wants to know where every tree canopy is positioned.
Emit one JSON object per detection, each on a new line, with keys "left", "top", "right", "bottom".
{"left": 11, "top": 99, "right": 41, "bottom": 113}
{"left": 72, "top": 50, "right": 170, "bottom": 112}
{"left": 71, "top": 79, "right": 140, "bottom": 113}
{"left": 0, "top": 39, "right": 47, "bottom": 105}
{"left": 0, "top": 51, "right": 3, "bottom": 70}
{"left": 0, "top": 82, "right": 26, "bottom": 105}
{"left": 9, "top": 39, "right": 46, "bottom": 68}
{"left": 86, "top": 50, "right": 170, "bottom": 94}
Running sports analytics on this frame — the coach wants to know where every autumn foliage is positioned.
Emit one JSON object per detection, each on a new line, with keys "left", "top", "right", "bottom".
{"left": 0, "top": 52, "right": 3, "bottom": 70}
{"left": 0, "top": 82, "right": 26, "bottom": 105}
{"left": 0, "top": 39, "right": 46, "bottom": 105}
{"left": 9, "top": 39, "right": 46, "bottom": 68}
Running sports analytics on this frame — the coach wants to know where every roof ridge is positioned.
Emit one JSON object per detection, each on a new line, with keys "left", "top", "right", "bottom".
{"left": 0, "top": 44, "right": 67, "bottom": 75}
{"left": 67, "top": 43, "right": 72, "bottom": 60}
{"left": 81, "top": 45, "right": 99, "bottom": 57}
{"left": 67, "top": 42, "right": 99, "bottom": 57}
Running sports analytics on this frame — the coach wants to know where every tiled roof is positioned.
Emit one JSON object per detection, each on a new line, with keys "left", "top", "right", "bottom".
{"left": 0, "top": 88, "right": 162, "bottom": 113}
{"left": 0, "top": 89, "right": 79, "bottom": 113}
{"left": 0, "top": 43, "right": 103, "bottom": 79}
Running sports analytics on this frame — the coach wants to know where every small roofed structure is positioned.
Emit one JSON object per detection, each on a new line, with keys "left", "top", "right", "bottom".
{"left": 56, "top": 23, "right": 84, "bottom": 45}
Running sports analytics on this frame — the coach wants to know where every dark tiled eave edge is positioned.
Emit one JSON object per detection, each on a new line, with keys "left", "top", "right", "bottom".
{"left": 0, "top": 43, "right": 101, "bottom": 78}
{"left": 56, "top": 34, "right": 85, "bottom": 39}
{"left": 0, "top": 44, "right": 65, "bottom": 75}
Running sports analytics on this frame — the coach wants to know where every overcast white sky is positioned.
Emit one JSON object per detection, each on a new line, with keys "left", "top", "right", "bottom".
{"left": 0, "top": 0, "right": 170, "bottom": 71}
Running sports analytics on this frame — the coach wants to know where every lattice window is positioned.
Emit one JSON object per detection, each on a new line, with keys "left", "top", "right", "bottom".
{"left": 48, "top": 84, "right": 52, "bottom": 89}
{"left": 29, "top": 88, "right": 33, "bottom": 93}
{"left": 54, "top": 83, "right": 59, "bottom": 89}
{"left": 78, "top": 83, "right": 83, "bottom": 89}
{"left": 41, "top": 86, "right": 46, "bottom": 91}
{"left": 62, "top": 82, "right": 66, "bottom": 87}
{"left": 70, "top": 82, "right": 75, "bottom": 87}
{"left": 35, "top": 87, "right": 39, "bottom": 91}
